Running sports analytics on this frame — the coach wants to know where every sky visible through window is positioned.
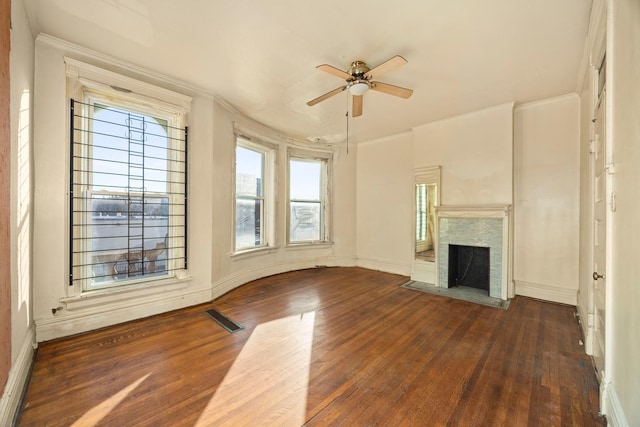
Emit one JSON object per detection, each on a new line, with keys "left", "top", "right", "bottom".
{"left": 92, "top": 105, "right": 168, "bottom": 194}
{"left": 236, "top": 146, "right": 263, "bottom": 196}
{"left": 290, "top": 160, "right": 321, "bottom": 200}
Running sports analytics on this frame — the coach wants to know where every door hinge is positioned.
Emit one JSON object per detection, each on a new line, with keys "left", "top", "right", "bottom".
{"left": 606, "top": 162, "right": 616, "bottom": 174}
{"left": 610, "top": 191, "right": 617, "bottom": 212}
{"left": 589, "top": 140, "right": 595, "bottom": 154}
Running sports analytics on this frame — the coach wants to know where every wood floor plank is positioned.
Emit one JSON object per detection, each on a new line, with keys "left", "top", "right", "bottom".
{"left": 17, "top": 267, "right": 604, "bottom": 426}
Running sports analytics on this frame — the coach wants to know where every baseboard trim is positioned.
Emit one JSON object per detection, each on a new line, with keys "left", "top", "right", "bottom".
{"left": 514, "top": 280, "right": 577, "bottom": 305}
{"left": 35, "top": 286, "right": 211, "bottom": 342}
{"left": 605, "top": 382, "right": 630, "bottom": 427}
{"left": 212, "top": 257, "right": 358, "bottom": 300}
{"left": 356, "top": 257, "right": 411, "bottom": 276}
{"left": 0, "top": 328, "right": 35, "bottom": 426}
{"left": 576, "top": 290, "right": 594, "bottom": 354}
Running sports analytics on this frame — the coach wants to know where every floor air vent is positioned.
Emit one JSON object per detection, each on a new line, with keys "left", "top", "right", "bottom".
{"left": 206, "top": 309, "right": 244, "bottom": 333}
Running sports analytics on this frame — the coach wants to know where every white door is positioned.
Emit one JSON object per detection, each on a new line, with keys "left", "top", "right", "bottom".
{"left": 592, "top": 90, "right": 606, "bottom": 379}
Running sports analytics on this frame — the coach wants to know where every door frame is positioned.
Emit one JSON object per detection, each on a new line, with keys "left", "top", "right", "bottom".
{"left": 586, "top": 3, "right": 613, "bottom": 411}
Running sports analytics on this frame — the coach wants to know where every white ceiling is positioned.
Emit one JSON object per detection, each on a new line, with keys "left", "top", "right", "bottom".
{"left": 23, "top": 0, "right": 593, "bottom": 144}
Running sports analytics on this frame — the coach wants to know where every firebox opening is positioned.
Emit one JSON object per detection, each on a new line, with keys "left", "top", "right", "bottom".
{"left": 447, "top": 245, "right": 490, "bottom": 292}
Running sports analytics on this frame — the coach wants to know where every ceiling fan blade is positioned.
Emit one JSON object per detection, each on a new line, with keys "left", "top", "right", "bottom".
{"left": 352, "top": 95, "right": 363, "bottom": 117}
{"left": 364, "top": 55, "right": 407, "bottom": 79}
{"left": 317, "top": 64, "right": 353, "bottom": 81}
{"left": 307, "top": 86, "right": 347, "bottom": 106}
{"left": 371, "top": 81, "right": 413, "bottom": 99}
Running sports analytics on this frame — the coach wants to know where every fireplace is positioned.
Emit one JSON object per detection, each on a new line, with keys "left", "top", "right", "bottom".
{"left": 448, "top": 244, "right": 490, "bottom": 291}
{"left": 436, "top": 205, "right": 512, "bottom": 300}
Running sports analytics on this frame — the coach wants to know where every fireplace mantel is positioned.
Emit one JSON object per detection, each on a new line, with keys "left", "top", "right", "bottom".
{"left": 436, "top": 205, "right": 511, "bottom": 219}
{"left": 436, "top": 205, "right": 513, "bottom": 300}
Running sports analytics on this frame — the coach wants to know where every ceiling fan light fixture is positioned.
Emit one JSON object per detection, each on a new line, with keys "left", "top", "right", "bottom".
{"left": 348, "top": 80, "right": 370, "bottom": 95}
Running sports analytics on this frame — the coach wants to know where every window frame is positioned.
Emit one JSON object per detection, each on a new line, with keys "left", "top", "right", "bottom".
{"left": 286, "top": 148, "right": 332, "bottom": 245}
{"left": 233, "top": 136, "right": 276, "bottom": 253}
{"left": 66, "top": 58, "right": 191, "bottom": 293}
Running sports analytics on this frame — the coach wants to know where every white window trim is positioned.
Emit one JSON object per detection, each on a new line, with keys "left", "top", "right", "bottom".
{"left": 232, "top": 135, "right": 278, "bottom": 254}
{"left": 286, "top": 147, "right": 333, "bottom": 246}
{"left": 66, "top": 58, "right": 192, "bottom": 296}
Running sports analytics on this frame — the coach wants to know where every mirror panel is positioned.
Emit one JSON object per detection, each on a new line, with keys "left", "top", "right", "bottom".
{"left": 413, "top": 166, "right": 440, "bottom": 262}
{"left": 415, "top": 183, "right": 437, "bottom": 261}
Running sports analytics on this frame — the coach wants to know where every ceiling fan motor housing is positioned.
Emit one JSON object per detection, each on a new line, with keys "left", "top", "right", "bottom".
{"left": 349, "top": 61, "right": 370, "bottom": 79}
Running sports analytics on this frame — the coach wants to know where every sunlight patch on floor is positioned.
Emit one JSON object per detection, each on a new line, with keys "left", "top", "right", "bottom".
{"left": 71, "top": 373, "right": 150, "bottom": 426}
{"left": 196, "top": 311, "right": 316, "bottom": 426}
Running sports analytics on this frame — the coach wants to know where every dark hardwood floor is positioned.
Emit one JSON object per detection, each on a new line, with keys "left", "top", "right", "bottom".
{"left": 17, "top": 267, "right": 604, "bottom": 426}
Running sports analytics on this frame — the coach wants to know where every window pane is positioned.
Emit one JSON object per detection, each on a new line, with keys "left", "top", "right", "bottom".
{"left": 91, "top": 106, "right": 168, "bottom": 194}
{"left": 290, "top": 201, "right": 321, "bottom": 242}
{"left": 236, "top": 198, "right": 263, "bottom": 250}
{"left": 236, "top": 146, "right": 263, "bottom": 197}
{"left": 71, "top": 97, "right": 187, "bottom": 290}
{"left": 290, "top": 160, "right": 321, "bottom": 200}
{"left": 90, "top": 195, "right": 169, "bottom": 283}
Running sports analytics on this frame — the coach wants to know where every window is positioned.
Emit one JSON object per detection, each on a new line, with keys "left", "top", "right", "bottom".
{"left": 70, "top": 95, "right": 187, "bottom": 290}
{"left": 288, "top": 152, "right": 331, "bottom": 244}
{"left": 235, "top": 137, "right": 274, "bottom": 251}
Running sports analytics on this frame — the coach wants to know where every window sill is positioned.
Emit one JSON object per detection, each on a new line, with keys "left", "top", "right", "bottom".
{"left": 231, "top": 246, "right": 279, "bottom": 260}
{"left": 61, "top": 273, "right": 192, "bottom": 311}
{"left": 285, "top": 241, "right": 334, "bottom": 250}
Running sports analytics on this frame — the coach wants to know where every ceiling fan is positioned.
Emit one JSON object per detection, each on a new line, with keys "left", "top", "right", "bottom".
{"left": 307, "top": 55, "right": 413, "bottom": 117}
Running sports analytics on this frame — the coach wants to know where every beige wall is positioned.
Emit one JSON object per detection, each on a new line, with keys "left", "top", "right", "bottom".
{"left": 608, "top": 0, "right": 640, "bottom": 424}
{"left": 413, "top": 103, "right": 514, "bottom": 206}
{"left": 0, "top": 0, "right": 11, "bottom": 394}
{"left": 1, "top": 0, "right": 36, "bottom": 423}
{"left": 514, "top": 95, "right": 580, "bottom": 305}
{"left": 356, "top": 132, "right": 413, "bottom": 275}
{"left": 10, "top": 0, "right": 34, "bottom": 363}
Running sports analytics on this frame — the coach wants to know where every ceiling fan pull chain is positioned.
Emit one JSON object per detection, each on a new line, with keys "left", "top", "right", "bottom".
{"left": 345, "top": 94, "right": 350, "bottom": 154}
{"left": 345, "top": 110, "right": 350, "bottom": 154}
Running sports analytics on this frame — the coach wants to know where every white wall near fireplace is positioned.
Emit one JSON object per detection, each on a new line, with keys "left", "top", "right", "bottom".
{"left": 514, "top": 95, "right": 580, "bottom": 305}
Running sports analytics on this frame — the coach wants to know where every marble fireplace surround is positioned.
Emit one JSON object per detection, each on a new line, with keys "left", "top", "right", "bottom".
{"left": 436, "top": 205, "right": 512, "bottom": 300}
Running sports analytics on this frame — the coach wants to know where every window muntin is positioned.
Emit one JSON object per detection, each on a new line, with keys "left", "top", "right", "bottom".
{"left": 289, "top": 158, "right": 327, "bottom": 243}
{"left": 235, "top": 144, "right": 266, "bottom": 251}
{"left": 71, "top": 96, "right": 187, "bottom": 290}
